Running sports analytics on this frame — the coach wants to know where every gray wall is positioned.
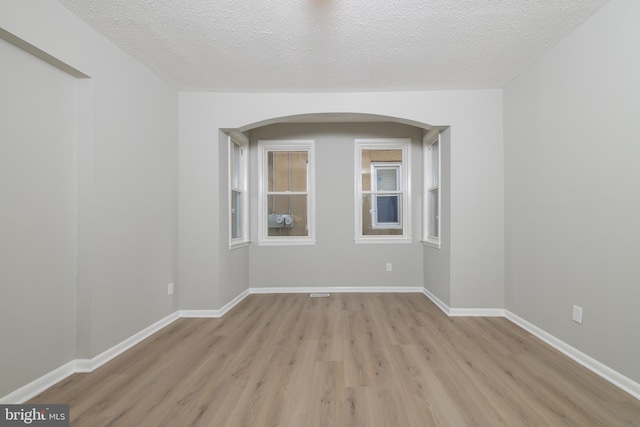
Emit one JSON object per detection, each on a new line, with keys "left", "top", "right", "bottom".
{"left": 504, "top": 0, "right": 640, "bottom": 383}
{"left": 423, "top": 128, "right": 451, "bottom": 305}
{"left": 1, "top": 0, "right": 178, "bottom": 398}
{"left": 248, "top": 122, "right": 424, "bottom": 288}
{"left": 0, "top": 38, "right": 78, "bottom": 398}
{"left": 218, "top": 131, "right": 251, "bottom": 305}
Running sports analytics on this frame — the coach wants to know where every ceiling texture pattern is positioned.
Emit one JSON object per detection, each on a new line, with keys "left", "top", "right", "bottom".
{"left": 57, "top": 0, "right": 610, "bottom": 92}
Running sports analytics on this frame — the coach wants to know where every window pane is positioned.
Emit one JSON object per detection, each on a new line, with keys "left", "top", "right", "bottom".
{"left": 232, "top": 143, "right": 241, "bottom": 189}
{"left": 430, "top": 141, "right": 439, "bottom": 187}
{"left": 361, "top": 149, "right": 402, "bottom": 191}
{"left": 267, "top": 194, "right": 308, "bottom": 237}
{"left": 428, "top": 189, "right": 439, "bottom": 238}
{"left": 268, "top": 151, "right": 307, "bottom": 192}
{"left": 362, "top": 194, "right": 403, "bottom": 236}
{"left": 376, "top": 168, "right": 398, "bottom": 191}
{"left": 376, "top": 195, "right": 399, "bottom": 223}
{"left": 231, "top": 190, "right": 242, "bottom": 239}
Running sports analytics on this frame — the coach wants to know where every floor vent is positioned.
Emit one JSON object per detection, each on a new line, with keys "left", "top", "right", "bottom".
{"left": 310, "top": 293, "right": 330, "bottom": 298}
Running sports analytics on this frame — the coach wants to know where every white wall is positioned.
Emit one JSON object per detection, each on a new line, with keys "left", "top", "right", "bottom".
{"left": 504, "top": 0, "right": 640, "bottom": 383}
{"left": 179, "top": 90, "right": 504, "bottom": 308}
{"left": 1, "top": 0, "right": 178, "bottom": 397}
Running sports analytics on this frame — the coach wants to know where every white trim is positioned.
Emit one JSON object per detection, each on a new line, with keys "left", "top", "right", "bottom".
{"left": 422, "top": 287, "right": 451, "bottom": 315}
{"left": 219, "top": 288, "right": 251, "bottom": 316}
{"left": 1, "top": 312, "right": 180, "bottom": 403}
{"left": 505, "top": 311, "right": 640, "bottom": 400}
{"left": 0, "top": 360, "right": 77, "bottom": 404}
{"left": 75, "top": 312, "right": 180, "bottom": 373}
{"left": 4, "top": 289, "right": 638, "bottom": 404}
{"left": 228, "top": 134, "right": 249, "bottom": 248}
{"left": 229, "top": 241, "right": 251, "bottom": 250}
{"left": 250, "top": 286, "right": 424, "bottom": 294}
{"left": 421, "top": 240, "right": 441, "bottom": 249}
{"left": 257, "top": 140, "right": 315, "bottom": 245}
{"left": 354, "top": 138, "right": 411, "bottom": 243}
{"left": 423, "top": 132, "right": 441, "bottom": 245}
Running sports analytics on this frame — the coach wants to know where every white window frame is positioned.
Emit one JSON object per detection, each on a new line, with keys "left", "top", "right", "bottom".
{"left": 370, "top": 162, "right": 402, "bottom": 229}
{"left": 257, "top": 139, "right": 316, "bottom": 246}
{"left": 423, "top": 130, "right": 441, "bottom": 248}
{"left": 228, "top": 133, "right": 250, "bottom": 249}
{"left": 355, "top": 138, "right": 411, "bottom": 244}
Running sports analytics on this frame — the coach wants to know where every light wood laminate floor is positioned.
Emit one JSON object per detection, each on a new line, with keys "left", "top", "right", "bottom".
{"left": 30, "top": 293, "right": 640, "bottom": 426}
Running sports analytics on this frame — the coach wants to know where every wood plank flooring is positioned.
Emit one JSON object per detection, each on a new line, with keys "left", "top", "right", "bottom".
{"left": 30, "top": 293, "right": 640, "bottom": 426}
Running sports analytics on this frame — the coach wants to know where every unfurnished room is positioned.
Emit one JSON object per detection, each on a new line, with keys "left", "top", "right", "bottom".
{"left": 1, "top": 0, "right": 639, "bottom": 426}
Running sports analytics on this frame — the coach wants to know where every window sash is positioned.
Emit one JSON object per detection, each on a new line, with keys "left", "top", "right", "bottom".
{"left": 355, "top": 139, "right": 411, "bottom": 242}
{"left": 258, "top": 140, "right": 315, "bottom": 245}
{"left": 424, "top": 133, "right": 441, "bottom": 245}
{"left": 229, "top": 136, "right": 248, "bottom": 247}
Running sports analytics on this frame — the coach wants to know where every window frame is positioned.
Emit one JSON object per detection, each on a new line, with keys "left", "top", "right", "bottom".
{"left": 423, "top": 130, "right": 441, "bottom": 248}
{"left": 354, "top": 138, "right": 412, "bottom": 244}
{"left": 257, "top": 139, "right": 316, "bottom": 246}
{"left": 228, "top": 133, "right": 250, "bottom": 249}
{"left": 370, "top": 162, "right": 403, "bottom": 229}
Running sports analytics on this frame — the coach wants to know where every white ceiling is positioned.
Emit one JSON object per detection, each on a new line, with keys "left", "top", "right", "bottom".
{"left": 57, "top": 0, "right": 610, "bottom": 92}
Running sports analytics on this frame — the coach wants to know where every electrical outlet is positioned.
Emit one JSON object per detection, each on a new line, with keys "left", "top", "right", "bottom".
{"left": 386, "top": 263, "right": 392, "bottom": 272}
{"left": 572, "top": 305, "right": 582, "bottom": 324}
{"left": 168, "top": 282, "right": 174, "bottom": 296}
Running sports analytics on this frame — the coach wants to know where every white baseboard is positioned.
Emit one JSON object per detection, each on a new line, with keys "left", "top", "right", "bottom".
{"left": 421, "top": 287, "right": 451, "bottom": 315}
{"left": 0, "top": 311, "right": 180, "bottom": 404}
{"left": 250, "top": 286, "right": 424, "bottom": 294}
{"left": 422, "top": 287, "right": 639, "bottom": 399}
{"left": 219, "top": 289, "right": 250, "bottom": 316}
{"left": 4, "top": 288, "right": 638, "bottom": 403}
{"left": 76, "top": 311, "right": 180, "bottom": 373}
{"left": 505, "top": 311, "right": 640, "bottom": 400}
{"left": 421, "top": 288, "right": 505, "bottom": 317}
{"left": 0, "top": 360, "right": 77, "bottom": 405}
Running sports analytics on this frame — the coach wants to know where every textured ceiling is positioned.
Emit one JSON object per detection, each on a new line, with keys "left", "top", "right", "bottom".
{"left": 56, "top": 0, "right": 610, "bottom": 92}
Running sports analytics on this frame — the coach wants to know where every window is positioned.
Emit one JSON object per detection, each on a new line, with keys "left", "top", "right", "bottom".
{"left": 258, "top": 140, "right": 315, "bottom": 245}
{"left": 229, "top": 133, "right": 249, "bottom": 248}
{"left": 355, "top": 139, "right": 411, "bottom": 244}
{"left": 423, "top": 131, "right": 440, "bottom": 248}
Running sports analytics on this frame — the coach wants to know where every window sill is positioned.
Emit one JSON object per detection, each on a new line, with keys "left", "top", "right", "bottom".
{"left": 422, "top": 239, "right": 441, "bottom": 249}
{"left": 355, "top": 237, "right": 413, "bottom": 245}
{"left": 229, "top": 241, "right": 251, "bottom": 251}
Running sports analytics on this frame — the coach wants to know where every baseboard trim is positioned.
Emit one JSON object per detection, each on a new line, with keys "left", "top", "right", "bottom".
{"left": 4, "top": 288, "right": 638, "bottom": 403}
{"left": 422, "top": 287, "right": 639, "bottom": 399}
{"left": 1, "top": 311, "right": 182, "bottom": 404}
{"left": 421, "top": 287, "right": 451, "bottom": 315}
{"left": 219, "top": 289, "right": 251, "bottom": 316}
{"left": 422, "top": 288, "right": 505, "bottom": 317}
{"left": 505, "top": 311, "right": 640, "bottom": 400}
{"left": 0, "top": 361, "right": 77, "bottom": 405}
{"left": 250, "top": 286, "right": 424, "bottom": 294}
{"left": 76, "top": 311, "right": 180, "bottom": 373}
